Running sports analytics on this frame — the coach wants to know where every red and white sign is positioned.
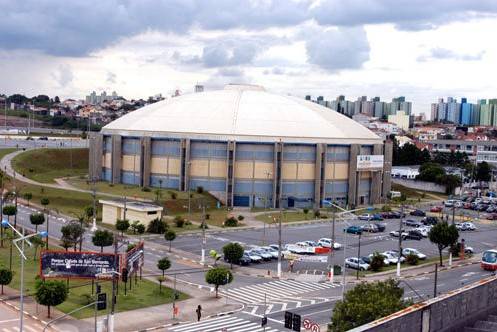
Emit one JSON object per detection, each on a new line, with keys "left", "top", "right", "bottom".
{"left": 303, "top": 318, "right": 320, "bottom": 332}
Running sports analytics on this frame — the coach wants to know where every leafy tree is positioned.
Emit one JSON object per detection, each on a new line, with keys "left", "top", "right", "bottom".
{"left": 416, "top": 162, "right": 445, "bottom": 182}
{"left": 115, "top": 219, "right": 130, "bottom": 236}
{"left": 406, "top": 253, "right": 419, "bottom": 265}
{"left": 196, "top": 186, "right": 204, "bottom": 194}
{"left": 157, "top": 276, "right": 166, "bottom": 293}
{"left": 393, "top": 141, "right": 431, "bottom": 166}
{"left": 92, "top": 230, "right": 114, "bottom": 252}
{"left": 164, "top": 230, "right": 176, "bottom": 252}
{"left": 476, "top": 161, "right": 492, "bottom": 182}
{"left": 23, "top": 192, "right": 33, "bottom": 206}
{"left": 330, "top": 279, "right": 409, "bottom": 331}
{"left": 3, "top": 205, "right": 17, "bottom": 222}
{"left": 303, "top": 208, "right": 309, "bottom": 219}
{"left": 30, "top": 213, "right": 45, "bottom": 232}
{"left": 130, "top": 221, "right": 140, "bottom": 234}
{"left": 84, "top": 206, "right": 95, "bottom": 223}
{"left": 174, "top": 216, "right": 185, "bottom": 228}
{"left": 428, "top": 222, "right": 459, "bottom": 266}
{"left": 136, "top": 223, "right": 145, "bottom": 234}
{"left": 0, "top": 268, "right": 13, "bottom": 294}
{"left": 157, "top": 257, "right": 171, "bottom": 277}
{"left": 369, "top": 252, "right": 385, "bottom": 272}
{"left": 224, "top": 217, "right": 238, "bottom": 227}
{"left": 35, "top": 280, "right": 68, "bottom": 318}
{"left": 40, "top": 197, "right": 50, "bottom": 208}
{"left": 222, "top": 242, "right": 244, "bottom": 269}
{"left": 60, "top": 222, "right": 85, "bottom": 251}
{"left": 237, "top": 215, "right": 244, "bottom": 221}
{"left": 440, "top": 174, "right": 462, "bottom": 195}
{"left": 146, "top": 218, "right": 167, "bottom": 234}
{"left": 126, "top": 243, "right": 136, "bottom": 252}
{"left": 31, "top": 235, "right": 45, "bottom": 261}
{"left": 205, "top": 267, "right": 233, "bottom": 298}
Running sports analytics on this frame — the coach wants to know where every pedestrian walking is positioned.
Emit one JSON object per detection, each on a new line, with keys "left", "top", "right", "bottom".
{"left": 196, "top": 305, "right": 202, "bottom": 321}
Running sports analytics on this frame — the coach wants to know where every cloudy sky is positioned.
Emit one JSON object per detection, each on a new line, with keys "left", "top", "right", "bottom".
{"left": 1, "top": 0, "right": 497, "bottom": 116}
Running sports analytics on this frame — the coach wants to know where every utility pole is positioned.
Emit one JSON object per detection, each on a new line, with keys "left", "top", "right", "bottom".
{"left": 109, "top": 238, "right": 118, "bottom": 332}
{"left": 201, "top": 205, "right": 206, "bottom": 265}
{"left": 91, "top": 177, "right": 97, "bottom": 232}
{"left": 277, "top": 195, "right": 283, "bottom": 278}
{"left": 123, "top": 196, "right": 127, "bottom": 221}
{"left": 397, "top": 205, "right": 404, "bottom": 277}
{"left": 433, "top": 264, "right": 438, "bottom": 298}
{"left": 328, "top": 204, "right": 336, "bottom": 282}
{"left": 356, "top": 231, "right": 362, "bottom": 280}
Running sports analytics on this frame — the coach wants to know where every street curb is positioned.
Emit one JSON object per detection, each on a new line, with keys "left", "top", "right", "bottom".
{"left": 0, "top": 297, "right": 59, "bottom": 331}
{"left": 399, "top": 260, "right": 480, "bottom": 280}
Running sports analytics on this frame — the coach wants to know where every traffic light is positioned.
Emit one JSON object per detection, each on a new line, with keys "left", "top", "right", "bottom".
{"left": 284, "top": 311, "right": 293, "bottom": 329}
{"left": 97, "top": 293, "right": 107, "bottom": 310}
{"left": 261, "top": 316, "right": 267, "bottom": 327}
{"left": 292, "top": 314, "right": 301, "bottom": 332}
{"left": 122, "top": 268, "right": 128, "bottom": 283}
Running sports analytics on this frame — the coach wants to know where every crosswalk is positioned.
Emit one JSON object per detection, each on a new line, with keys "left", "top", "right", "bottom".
{"left": 168, "top": 315, "right": 282, "bottom": 332}
{"left": 221, "top": 279, "right": 337, "bottom": 304}
{"left": 219, "top": 279, "right": 339, "bottom": 315}
{"left": 1, "top": 324, "right": 45, "bottom": 332}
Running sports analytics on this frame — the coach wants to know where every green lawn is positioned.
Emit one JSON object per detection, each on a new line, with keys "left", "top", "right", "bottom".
{"left": 0, "top": 148, "right": 17, "bottom": 160}
{"left": 12, "top": 148, "right": 88, "bottom": 183}
{"left": 255, "top": 211, "right": 330, "bottom": 223}
{"left": 0, "top": 241, "right": 187, "bottom": 319}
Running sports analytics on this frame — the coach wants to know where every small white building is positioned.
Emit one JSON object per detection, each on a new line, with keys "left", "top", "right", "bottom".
{"left": 100, "top": 199, "right": 163, "bottom": 227}
{"left": 391, "top": 166, "right": 420, "bottom": 179}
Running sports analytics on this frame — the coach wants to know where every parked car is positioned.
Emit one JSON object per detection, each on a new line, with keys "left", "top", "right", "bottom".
{"left": 461, "top": 222, "right": 476, "bottom": 231}
{"left": 463, "top": 202, "right": 472, "bottom": 209}
{"left": 224, "top": 252, "right": 251, "bottom": 265}
{"left": 344, "top": 226, "right": 363, "bottom": 234}
{"left": 344, "top": 257, "right": 369, "bottom": 271}
{"left": 371, "top": 214, "right": 384, "bottom": 221}
{"left": 444, "top": 200, "right": 455, "bottom": 207}
{"left": 410, "top": 209, "right": 426, "bottom": 217}
{"left": 430, "top": 206, "right": 443, "bottom": 213}
{"left": 402, "top": 248, "right": 427, "bottom": 260}
{"left": 381, "top": 212, "right": 395, "bottom": 219}
{"left": 464, "top": 246, "right": 474, "bottom": 254}
{"left": 362, "top": 224, "right": 379, "bottom": 233}
{"left": 416, "top": 227, "right": 429, "bottom": 237}
{"left": 368, "top": 253, "right": 391, "bottom": 265}
{"left": 358, "top": 214, "right": 372, "bottom": 221}
{"left": 259, "top": 246, "right": 280, "bottom": 259}
{"left": 295, "top": 242, "right": 316, "bottom": 254}
{"left": 302, "top": 240, "right": 320, "bottom": 247}
{"left": 250, "top": 248, "right": 272, "bottom": 261}
{"left": 374, "top": 223, "right": 386, "bottom": 232}
{"left": 245, "top": 250, "right": 263, "bottom": 263}
{"left": 390, "top": 211, "right": 405, "bottom": 218}
{"left": 422, "top": 216, "right": 439, "bottom": 225}
{"left": 383, "top": 251, "right": 405, "bottom": 263}
{"left": 402, "top": 230, "right": 423, "bottom": 240}
{"left": 283, "top": 244, "right": 307, "bottom": 255}
{"left": 38, "top": 136, "right": 48, "bottom": 141}
{"left": 318, "top": 238, "right": 342, "bottom": 250}
{"left": 389, "top": 230, "right": 408, "bottom": 238}
{"left": 454, "top": 201, "right": 463, "bottom": 208}
{"left": 404, "top": 219, "right": 422, "bottom": 227}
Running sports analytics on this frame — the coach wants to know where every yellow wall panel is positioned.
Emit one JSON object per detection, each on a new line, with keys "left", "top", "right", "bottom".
{"left": 190, "top": 159, "right": 209, "bottom": 177}
{"left": 102, "top": 153, "right": 112, "bottom": 168}
{"left": 121, "top": 155, "right": 140, "bottom": 172}
{"left": 253, "top": 162, "right": 274, "bottom": 179}
{"left": 209, "top": 160, "right": 227, "bottom": 178}
{"left": 151, "top": 157, "right": 168, "bottom": 174}
{"left": 325, "top": 163, "right": 349, "bottom": 180}
{"left": 281, "top": 162, "right": 297, "bottom": 180}
{"left": 297, "top": 163, "right": 315, "bottom": 180}
{"left": 234, "top": 161, "right": 254, "bottom": 179}
{"left": 168, "top": 158, "right": 181, "bottom": 175}
{"left": 361, "top": 171, "right": 372, "bottom": 179}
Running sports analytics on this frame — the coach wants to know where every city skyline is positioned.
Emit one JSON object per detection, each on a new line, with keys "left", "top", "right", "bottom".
{"left": 1, "top": 1, "right": 497, "bottom": 116}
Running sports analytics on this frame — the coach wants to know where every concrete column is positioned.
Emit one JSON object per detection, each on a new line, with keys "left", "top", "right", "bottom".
{"left": 314, "top": 144, "right": 324, "bottom": 209}
{"left": 382, "top": 140, "right": 393, "bottom": 200}
{"left": 141, "top": 137, "right": 151, "bottom": 187}
{"left": 272, "top": 142, "right": 278, "bottom": 209}
{"left": 225, "top": 141, "right": 235, "bottom": 207}
{"left": 88, "top": 133, "right": 103, "bottom": 181}
{"left": 111, "top": 135, "right": 122, "bottom": 184}
{"left": 371, "top": 144, "right": 383, "bottom": 204}
{"left": 180, "top": 139, "right": 190, "bottom": 191}
{"left": 348, "top": 144, "right": 360, "bottom": 207}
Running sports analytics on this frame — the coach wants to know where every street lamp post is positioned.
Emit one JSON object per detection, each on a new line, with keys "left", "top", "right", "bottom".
{"left": 2, "top": 220, "right": 47, "bottom": 332}
{"left": 397, "top": 205, "right": 404, "bottom": 277}
{"left": 356, "top": 231, "right": 362, "bottom": 280}
{"left": 277, "top": 196, "right": 283, "bottom": 278}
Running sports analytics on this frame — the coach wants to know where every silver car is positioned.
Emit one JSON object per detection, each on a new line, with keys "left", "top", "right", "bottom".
{"left": 345, "top": 257, "right": 369, "bottom": 271}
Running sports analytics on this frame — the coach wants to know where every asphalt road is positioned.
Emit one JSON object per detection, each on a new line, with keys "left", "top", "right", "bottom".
{"left": 0, "top": 302, "right": 49, "bottom": 332}
{"left": 0, "top": 137, "right": 88, "bottom": 149}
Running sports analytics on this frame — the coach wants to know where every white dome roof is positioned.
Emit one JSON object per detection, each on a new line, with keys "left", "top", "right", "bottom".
{"left": 102, "top": 85, "right": 381, "bottom": 144}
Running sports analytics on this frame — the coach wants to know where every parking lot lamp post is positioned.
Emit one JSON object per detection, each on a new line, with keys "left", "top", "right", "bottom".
{"left": 3, "top": 220, "right": 47, "bottom": 332}
{"left": 322, "top": 199, "right": 336, "bottom": 282}
{"left": 201, "top": 205, "right": 206, "bottom": 265}
{"left": 397, "top": 205, "right": 404, "bottom": 277}
{"left": 356, "top": 231, "right": 362, "bottom": 280}
{"left": 277, "top": 196, "right": 283, "bottom": 278}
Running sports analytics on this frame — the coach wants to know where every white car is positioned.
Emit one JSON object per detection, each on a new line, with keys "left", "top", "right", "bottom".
{"left": 318, "top": 238, "right": 342, "bottom": 250}
{"left": 402, "top": 248, "right": 427, "bottom": 260}
{"left": 244, "top": 250, "right": 262, "bottom": 263}
{"left": 416, "top": 227, "right": 429, "bottom": 237}
{"left": 382, "top": 251, "right": 405, "bottom": 263}
{"left": 461, "top": 222, "right": 476, "bottom": 231}
{"left": 302, "top": 240, "right": 320, "bottom": 247}
{"left": 389, "top": 230, "right": 408, "bottom": 238}
{"left": 295, "top": 242, "right": 316, "bottom": 254}
{"left": 259, "top": 246, "right": 279, "bottom": 259}
{"left": 368, "top": 253, "right": 391, "bottom": 265}
{"left": 358, "top": 214, "right": 371, "bottom": 221}
{"left": 345, "top": 257, "right": 369, "bottom": 271}
{"left": 250, "top": 248, "right": 272, "bottom": 261}
{"left": 284, "top": 244, "right": 308, "bottom": 255}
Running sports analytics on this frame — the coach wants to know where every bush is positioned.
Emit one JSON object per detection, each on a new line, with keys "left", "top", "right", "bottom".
{"left": 205, "top": 214, "right": 210, "bottom": 220}
{"left": 174, "top": 216, "right": 185, "bottom": 228}
{"left": 303, "top": 208, "right": 309, "bottom": 215}
{"left": 126, "top": 244, "right": 136, "bottom": 252}
{"left": 199, "top": 223, "right": 208, "bottom": 230}
{"left": 406, "top": 253, "right": 419, "bottom": 265}
{"left": 141, "top": 186, "right": 151, "bottom": 192}
{"left": 224, "top": 217, "right": 238, "bottom": 227}
{"left": 314, "top": 210, "right": 321, "bottom": 218}
{"left": 147, "top": 218, "right": 167, "bottom": 234}
{"left": 136, "top": 223, "right": 145, "bottom": 234}
{"left": 370, "top": 252, "right": 385, "bottom": 272}
{"left": 381, "top": 205, "right": 392, "bottom": 212}
{"left": 237, "top": 215, "right": 245, "bottom": 221}
{"left": 196, "top": 186, "right": 204, "bottom": 194}
{"left": 170, "top": 192, "right": 177, "bottom": 199}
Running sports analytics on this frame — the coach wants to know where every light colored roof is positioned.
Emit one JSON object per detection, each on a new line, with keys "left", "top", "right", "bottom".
{"left": 102, "top": 84, "right": 381, "bottom": 144}
{"left": 99, "top": 199, "right": 163, "bottom": 212}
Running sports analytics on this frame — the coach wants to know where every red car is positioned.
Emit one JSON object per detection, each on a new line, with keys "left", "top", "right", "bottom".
{"left": 463, "top": 203, "right": 472, "bottom": 209}
{"left": 430, "top": 206, "right": 442, "bottom": 213}
{"left": 481, "top": 250, "right": 497, "bottom": 271}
